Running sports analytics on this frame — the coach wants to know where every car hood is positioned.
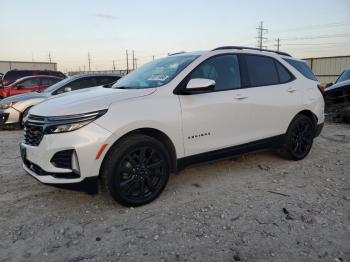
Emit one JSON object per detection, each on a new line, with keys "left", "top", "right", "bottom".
{"left": 0, "top": 92, "right": 49, "bottom": 104}
{"left": 30, "top": 87, "right": 156, "bottom": 116}
{"left": 325, "top": 79, "right": 350, "bottom": 92}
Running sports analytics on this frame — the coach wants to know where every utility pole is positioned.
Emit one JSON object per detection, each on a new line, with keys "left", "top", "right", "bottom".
{"left": 113, "top": 60, "right": 116, "bottom": 71}
{"left": 275, "top": 38, "right": 281, "bottom": 51}
{"left": 48, "top": 52, "right": 52, "bottom": 63}
{"left": 126, "top": 50, "right": 129, "bottom": 73}
{"left": 88, "top": 52, "right": 91, "bottom": 72}
{"left": 152, "top": 55, "right": 155, "bottom": 61}
{"left": 256, "top": 21, "right": 268, "bottom": 50}
{"left": 132, "top": 50, "right": 135, "bottom": 70}
{"left": 135, "top": 58, "right": 138, "bottom": 69}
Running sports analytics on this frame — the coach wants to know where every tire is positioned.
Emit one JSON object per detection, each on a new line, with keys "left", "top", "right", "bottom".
{"left": 20, "top": 107, "right": 31, "bottom": 128}
{"left": 279, "top": 115, "right": 315, "bottom": 161}
{"left": 101, "top": 134, "right": 171, "bottom": 207}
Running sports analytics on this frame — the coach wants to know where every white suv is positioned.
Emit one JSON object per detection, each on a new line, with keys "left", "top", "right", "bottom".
{"left": 20, "top": 46, "right": 324, "bottom": 206}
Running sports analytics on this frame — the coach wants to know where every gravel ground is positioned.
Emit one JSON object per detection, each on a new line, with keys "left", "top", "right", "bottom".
{"left": 0, "top": 122, "right": 349, "bottom": 262}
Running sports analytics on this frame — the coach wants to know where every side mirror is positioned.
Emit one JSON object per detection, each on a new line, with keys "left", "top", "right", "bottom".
{"left": 325, "top": 82, "right": 333, "bottom": 88}
{"left": 185, "top": 78, "right": 215, "bottom": 94}
{"left": 64, "top": 87, "right": 72, "bottom": 92}
{"left": 16, "top": 85, "right": 24, "bottom": 90}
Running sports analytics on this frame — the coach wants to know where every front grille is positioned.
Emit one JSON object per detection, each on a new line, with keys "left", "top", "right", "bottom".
{"left": 51, "top": 150, "right": 73, "bottom": 169}
{"left": 24, "top": 115, "right": 45, "bottom": 146}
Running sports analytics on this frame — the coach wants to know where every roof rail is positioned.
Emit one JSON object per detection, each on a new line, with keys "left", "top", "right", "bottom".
{"left": 212, "top": 46, "right": 291, "bottom": 57}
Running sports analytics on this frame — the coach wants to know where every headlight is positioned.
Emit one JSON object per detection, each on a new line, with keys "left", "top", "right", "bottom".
{"left": 44, "top": 109, "right": 107, "bottom": 134}
{"left": 0, "top": 101, "right": 16, "bottom": 109}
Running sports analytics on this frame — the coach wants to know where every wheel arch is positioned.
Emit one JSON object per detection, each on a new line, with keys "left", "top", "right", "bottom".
{"left": 285, "top": 109, "right": 318, "bottom": 136}
{"left": 295, "top": 110, "right": 318, "bottom": 127}
{"left": 99, "top": 127, "right": 178, "bottom": 178}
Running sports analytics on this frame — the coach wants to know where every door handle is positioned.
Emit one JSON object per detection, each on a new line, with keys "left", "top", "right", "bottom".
{"left": 234, "top": 94, "right": 248, "bottom": 100}
{"left": 287, "top": 88, "right": 297, "bottom": 93}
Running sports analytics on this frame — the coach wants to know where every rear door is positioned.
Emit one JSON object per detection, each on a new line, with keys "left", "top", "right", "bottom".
{"left": 239, "top": 54, "right": 298, "bottom": 140}
{"left": 10, "top": 77, "right": 41, "bottom": 96}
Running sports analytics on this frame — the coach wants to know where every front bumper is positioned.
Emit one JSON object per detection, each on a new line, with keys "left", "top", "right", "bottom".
{"left": 20, "top": 122, "right": 113, "bottom": 184}
{"left": 0, "top": 107, "right": 21, "bottom": 126}
{"left": 0, "top": 109, "right": 9, "bottom": 126}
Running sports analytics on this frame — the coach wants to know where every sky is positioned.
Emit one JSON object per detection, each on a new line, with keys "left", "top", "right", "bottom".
{"left": 1, "top": 0, "right": 350, "bottom": 72}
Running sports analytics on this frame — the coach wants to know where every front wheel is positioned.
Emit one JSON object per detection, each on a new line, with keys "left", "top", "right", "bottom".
{"left": 102, "top": 134, "right": 171, "bottom": 207}
{"left": 280, "top": 115, "right": 315, "bottom": 160}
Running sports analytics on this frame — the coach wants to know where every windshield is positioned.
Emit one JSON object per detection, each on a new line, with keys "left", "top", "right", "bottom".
{"left": 335, "top": 69, "right": 350, "bottom": 84}
{"left": 113, "top": 55, "right": 199, "bottom": 89}
{"left": 42, "top": 77, "right": 72, "bottom": 93}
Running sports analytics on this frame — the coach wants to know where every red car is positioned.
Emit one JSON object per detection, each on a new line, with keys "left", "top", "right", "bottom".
{"left": 0, "top": 75, "right": 63, "bottom": 99}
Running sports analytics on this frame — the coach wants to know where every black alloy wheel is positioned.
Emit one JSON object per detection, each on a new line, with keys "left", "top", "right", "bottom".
{"left": 280, "top": 115, "right": 315, "bottom": 160}
{"left": 102, "top": 135, "right": 170, "bottom": 206}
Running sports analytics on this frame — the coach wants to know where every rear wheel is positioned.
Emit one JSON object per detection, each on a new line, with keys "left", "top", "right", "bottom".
{"left": 102, "top": 134, "right": 171, "bottom": 206}
{"left": 280, "top": 115, "right": 315, "bottom": 160}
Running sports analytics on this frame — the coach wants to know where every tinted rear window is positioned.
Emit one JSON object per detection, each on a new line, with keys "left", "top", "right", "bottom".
{"left": 284, "top": 59, "right": 317, "bottom": 81}
{"left": 244, "top": 55, "right": 279, "bottom": 86}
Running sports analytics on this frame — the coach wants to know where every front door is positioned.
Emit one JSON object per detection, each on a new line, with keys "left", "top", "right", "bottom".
{"left": 179, "top": 54, "right": 254, "bottom": 157}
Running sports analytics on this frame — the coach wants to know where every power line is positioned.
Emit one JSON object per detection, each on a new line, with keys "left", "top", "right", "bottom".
{"left": 276, "top": 33, "right": 350, "bottom": 42}
{"left": 271, "top": 20, "right": 350, "bottom": 34}
{"left": 256, "top": 21, "right": 268, "bottom": 50}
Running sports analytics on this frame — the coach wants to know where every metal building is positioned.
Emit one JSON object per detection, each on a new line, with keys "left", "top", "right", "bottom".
{"left": 303, "top": 55, "right": 350, "bottom": 84}
{"left": 0, "top": 61, "right": 57, "bottom": 75}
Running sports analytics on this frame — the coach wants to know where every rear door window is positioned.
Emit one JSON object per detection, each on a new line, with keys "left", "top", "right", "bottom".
{"left": 284, "top": 58, "right": 317, "bottom": 81}
{"left": 19, "top": 78, "right": 41, "bottom": 88}
{"left": 244, "top": 55, "right": 279, "bottom": 86}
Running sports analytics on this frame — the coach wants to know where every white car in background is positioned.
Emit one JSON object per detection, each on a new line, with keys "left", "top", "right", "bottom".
{"left": 0, "top": 73, "right": 121, "bottom": 128}
{"left": 20, "top": 46, "right": 324, "bottom": 206}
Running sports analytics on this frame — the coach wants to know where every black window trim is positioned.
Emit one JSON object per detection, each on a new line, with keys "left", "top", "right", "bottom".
{"left": 241, "top": 53, "right": 296, "bottom": 89}
{"left": 173, "top": 53, "right": 245, "bottom": 95}
{"left": 174, "top": 53, "right": 296, "bottom": 95}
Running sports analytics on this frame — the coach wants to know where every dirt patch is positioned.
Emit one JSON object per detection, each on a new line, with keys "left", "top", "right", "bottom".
{"left": 0, "top": 123, "right": 349, "bottom": 261}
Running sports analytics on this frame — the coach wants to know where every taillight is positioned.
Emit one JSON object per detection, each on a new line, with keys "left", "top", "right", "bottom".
{"left": 317, "top": 84, "right": 325, "bottom": 94}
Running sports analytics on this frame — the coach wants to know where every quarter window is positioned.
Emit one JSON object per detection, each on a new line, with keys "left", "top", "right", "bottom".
{"left": 189, "top": 55, "right": 241, "bottom": 91}
{"left": 275, "top": 61, "right": 293, "bottom": 83}
{"left": 284, "top": 58, "right": 317, "bottom": 81}
{"left": 244, "top": 55, "right": 279, "bottom": 86}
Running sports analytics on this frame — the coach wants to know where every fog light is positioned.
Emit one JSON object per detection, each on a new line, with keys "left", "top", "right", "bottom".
{"left": 71, "top": 151, "right": 80, "bottom": 175}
